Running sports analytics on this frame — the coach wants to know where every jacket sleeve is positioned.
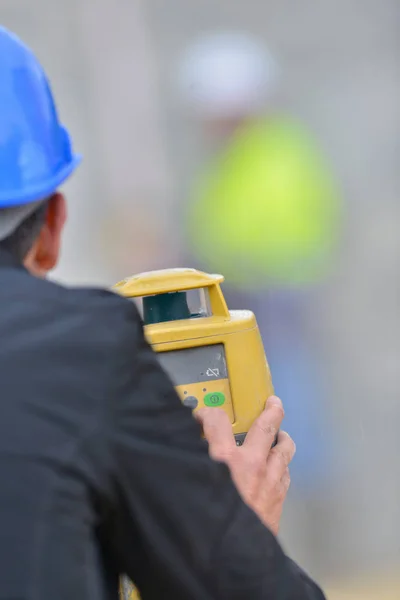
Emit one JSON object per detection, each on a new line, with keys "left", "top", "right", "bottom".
{"left": 104, "top": 299, "right": 326, "bottom": 600}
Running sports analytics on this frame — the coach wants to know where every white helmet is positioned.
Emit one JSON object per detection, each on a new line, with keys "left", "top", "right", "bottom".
{"left": 178, "top": 31, "right": 279, "bottom": 119}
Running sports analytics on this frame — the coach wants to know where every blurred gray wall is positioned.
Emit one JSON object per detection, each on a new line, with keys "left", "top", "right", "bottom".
{"left": 145, "top": 0, "right": 400, "bottom": 576}
{"left": 1, "top": 0, "right": 174, "bottom": 285}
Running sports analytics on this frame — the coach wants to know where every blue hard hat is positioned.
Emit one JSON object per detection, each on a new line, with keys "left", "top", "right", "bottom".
{"left": 0, "top": 26, "right": 81, "bottom": 209}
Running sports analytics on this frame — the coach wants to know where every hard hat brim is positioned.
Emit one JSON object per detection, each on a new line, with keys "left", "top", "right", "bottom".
{"left": 0, "top": 154, "right": 82, "bottom": 208}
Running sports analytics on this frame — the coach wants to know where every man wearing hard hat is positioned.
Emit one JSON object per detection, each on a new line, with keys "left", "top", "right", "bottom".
{"left": 0, "top": 27, "right": 325, "bottom": 599}
{"left": 178, "top": 32, "right": 342, "bottom": 497}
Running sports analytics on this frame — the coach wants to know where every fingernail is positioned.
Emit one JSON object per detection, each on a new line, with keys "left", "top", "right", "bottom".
{"left": 268, "top": 396, "right": 282, "bottom": 407}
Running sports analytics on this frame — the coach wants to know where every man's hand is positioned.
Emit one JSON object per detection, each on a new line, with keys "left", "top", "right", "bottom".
{"left": 196, "top": 396, "right": 295, "bottom": 536}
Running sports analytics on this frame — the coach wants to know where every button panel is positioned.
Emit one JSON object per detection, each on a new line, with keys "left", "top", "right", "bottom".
{"left": 176, "top": 378, "right": 234, "bottom": 423}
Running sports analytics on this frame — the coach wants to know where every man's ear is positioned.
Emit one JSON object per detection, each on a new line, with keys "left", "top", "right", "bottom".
{"left": 28, "top": 193, "right": 67, "bottom": 275}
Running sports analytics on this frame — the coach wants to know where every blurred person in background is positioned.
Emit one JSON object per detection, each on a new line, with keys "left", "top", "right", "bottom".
{"left": 178, "top": 30, "right": 342, "bottom": 570}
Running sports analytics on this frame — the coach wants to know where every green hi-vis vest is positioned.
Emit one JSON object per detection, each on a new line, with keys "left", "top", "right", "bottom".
{"left": 186, "top": 117, "right": 341, "bottom": 288}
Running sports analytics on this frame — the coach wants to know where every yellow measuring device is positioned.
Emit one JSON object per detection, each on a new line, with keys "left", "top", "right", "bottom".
{"left": 114, "top": 268, "right": 274, "bottom": 599}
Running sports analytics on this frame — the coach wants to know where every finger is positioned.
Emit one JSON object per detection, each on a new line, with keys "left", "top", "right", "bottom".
{"left": 266, "top": 431, "right": 296, "bottom": 478}
{"left": 195, "top": 407, "right": 236, "bottom": 459}
{"left": 243, "top": 396, "right": 285, "bottom": 457}
{"left": 281, "top": 467, "right": 291, "bottom": 492}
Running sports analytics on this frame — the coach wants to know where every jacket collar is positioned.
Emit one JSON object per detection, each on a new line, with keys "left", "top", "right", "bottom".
{"left": 0, "top": 249, "right": 27, "bottom": 270}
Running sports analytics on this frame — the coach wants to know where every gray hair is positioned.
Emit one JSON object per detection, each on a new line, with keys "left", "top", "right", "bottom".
{"left": 0, "top": 199, "right": 50, "bottom": 261}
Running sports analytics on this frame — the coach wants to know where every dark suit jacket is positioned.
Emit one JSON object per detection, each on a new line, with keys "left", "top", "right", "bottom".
{"left": 0, "top": 249, "right": 325, "bottom": 599}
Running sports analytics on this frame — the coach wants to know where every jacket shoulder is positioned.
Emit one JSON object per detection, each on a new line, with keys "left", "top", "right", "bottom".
{"left": 64, "top": 285, "right": 139, "bottom": 315}
{"left": 62, "top": 285, "right": 143, "bottom": 335}
{"left": 22, "top": 275, "right": 144, "bottom": 344}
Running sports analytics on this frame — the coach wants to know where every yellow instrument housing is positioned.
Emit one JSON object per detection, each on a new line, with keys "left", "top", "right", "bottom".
{"left": 114, "top": 268, "right": 274, "bottom": 600}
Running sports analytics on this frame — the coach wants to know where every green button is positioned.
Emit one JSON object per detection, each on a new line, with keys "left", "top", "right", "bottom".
{"left": 204, "top": 392, "right": 225, "bottom": 407}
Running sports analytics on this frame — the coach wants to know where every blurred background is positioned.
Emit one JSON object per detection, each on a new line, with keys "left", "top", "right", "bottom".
{"left": 2, "top": 0, "right": 399, "bottom": 597}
